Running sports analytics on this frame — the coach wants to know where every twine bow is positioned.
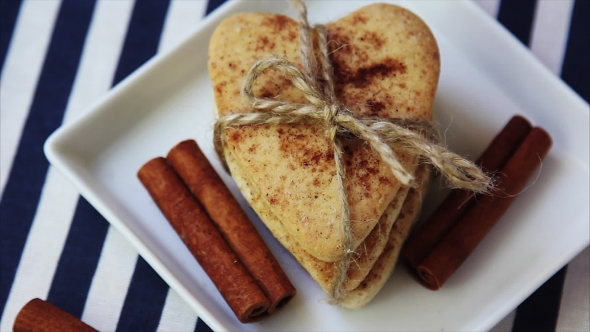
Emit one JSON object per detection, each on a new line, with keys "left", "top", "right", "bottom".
{"left": 213, "top": 0, "right": 491, "bottom": 301}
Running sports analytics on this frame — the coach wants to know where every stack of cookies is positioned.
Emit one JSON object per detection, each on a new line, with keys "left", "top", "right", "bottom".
{"left": 208, "top": 3, "right": 439, "bottom": 308}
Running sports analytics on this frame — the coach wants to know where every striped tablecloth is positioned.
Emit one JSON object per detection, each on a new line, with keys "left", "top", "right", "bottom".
{"left": 1, "top": 0, "right": 588, "bottom": 331}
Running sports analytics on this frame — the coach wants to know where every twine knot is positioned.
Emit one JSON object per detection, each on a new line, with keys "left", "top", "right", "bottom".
{"left": 323, "top": 104, "right": 339, "bottom": 139}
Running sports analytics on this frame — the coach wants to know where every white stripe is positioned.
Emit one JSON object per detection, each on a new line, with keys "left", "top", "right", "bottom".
{"left": 0, "top": 170, "right": 77, "bottom": 332}
{"left": 0, "top": 0, "right": 61, "bottom": 198}
{"left": 81, "top": 227, "right": 139, "bottom": 331}
{"left": 529, "top": 0, "right": 575, "bottom": 75}
{"left": 158, "top": 0, "right": 208, "bottom": 52}
{"left": 474, "top": 0, "right": 501, "bottom": 18}
{"left": 0, "top": 1, "right": 133, "bottom": 330}
{"left": 156, "top": 289, "right": 198, "bottom": 332}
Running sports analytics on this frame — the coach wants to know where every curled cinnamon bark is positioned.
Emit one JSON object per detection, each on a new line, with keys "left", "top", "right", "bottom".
{"left": 401, "top": 115, "right": 532, "bottom": 269}
{"left": 138, "top": 158, "right": 269, "bottom": 322}
{"left": 167, "top": 140, "right": 296, "bottom": 313}
{"left": 416, "top": 127, "right": 552, "bottom": 290}
{"left": 13, "top": 298, "right": 97, "bottom": 332}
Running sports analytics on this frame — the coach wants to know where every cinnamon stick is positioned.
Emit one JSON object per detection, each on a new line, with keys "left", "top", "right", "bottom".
{"left": 416, "top": 127, "right": 552, "bottom": 290}
{"left": 401, "top": 115, "right": 532, "bottom": 269}
{"left": 167, "top": 140, "right": 296, "bottom": 313}
{"left": 13, "top": 298, "right": 97, "bottom": 332}
{"left": 138, "top": 158, "right": 270, "bottom": 323}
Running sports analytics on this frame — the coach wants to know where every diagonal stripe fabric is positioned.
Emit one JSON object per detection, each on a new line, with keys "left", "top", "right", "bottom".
{"left": 561, "top": 0, "right": 590, "bottom": 102}
{"left": 116, "top": 258, "right": 170, "bottom": 331}
{"left": 0, "top": 1, "right": 588, "bottom": 331}
{"left": 205, "top": 0, "right": 227, "bottom": 15}
{"left": 512, "top": 267, "right": 568, "bottom": 332}
{"left": 45, "top": 198, "right": 109, "bottom": 318}
{"left": 0, "top": 0, "right": 61, "bottom": 195}
{"left": 0, "top": 0, "right": 23, "bottom": 75}
{"left": 0, "top": 0, "right": 97, "bottom": 321}
{"left": 112, "top": 0, "right": 171, "bottom": 86}
{"left": 529, "top": 0, "right": 575, "bottom": 76}
{"left": 195, "top": 316, "right": 215, "bottom": 332}
{"left": 497, "top": 0, "right": 538, "bottom": 45}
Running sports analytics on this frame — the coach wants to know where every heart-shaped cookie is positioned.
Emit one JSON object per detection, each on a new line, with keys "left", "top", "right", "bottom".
{"left": 208, "top": 3, "right": 439, "bottom": 305}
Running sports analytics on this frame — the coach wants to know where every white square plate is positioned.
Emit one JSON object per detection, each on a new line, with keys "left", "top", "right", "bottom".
{"left": 45, "top": 1, "right": 589, "bottom": 331}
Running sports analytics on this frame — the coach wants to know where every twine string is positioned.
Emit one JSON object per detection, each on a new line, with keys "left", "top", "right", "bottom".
{"left": 212, "top": 0, "right": 491, "bottom": 301}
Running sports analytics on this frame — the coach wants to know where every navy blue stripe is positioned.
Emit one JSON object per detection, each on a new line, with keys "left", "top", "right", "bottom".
{"left": 195, "top": 318, "right": 214, "bottom": 332}
{"left": 112, "top": 0, "right": 171, "bottom": 85}
{"left": 205, "top": 0, "right": 226, "bottom": 15}
{"left": 561, "top": 0, "right": 590, "bottom": 102}
{"left": 116, "top": 258, "right": 169, "bottom": 332}
{"left": 497, "top": 0, "right": 538, "bottom": 45}
{"left": 46, "top": 198, "right": 109, "bottom": 318}
{"left": 44, "top": 0, "right": 171, "bottom": 327}
{"left": 0, "top": 0, "right": 22, "bottom": 76}
{"left": 512, "top": 267, "right": 568, "bottom": 332}
{"left": 0, "top": 0, "right": 96, "bottom": 319}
